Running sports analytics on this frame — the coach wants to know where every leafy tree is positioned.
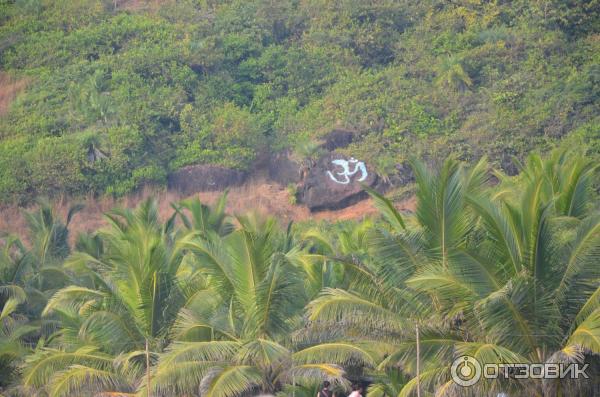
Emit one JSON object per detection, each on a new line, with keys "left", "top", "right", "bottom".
{"left": 22, "top": 199, "right": 197, "bottom": 396}
{"left": 172, "top": 191, "right": 234, "bottom": 237}
{"left": 307, "top": 152, "right": 600, "bottom": 396}
{"left": 152, "top": 214, "right": 348, "bottom": 396}
{"left": 0, "top": 202, "right": 81, "bottom": 393}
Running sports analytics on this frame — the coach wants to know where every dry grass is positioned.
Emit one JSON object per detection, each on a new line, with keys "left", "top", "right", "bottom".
{"left": 313, "top": 194, "right": 416, "bottom": 222}
{"left": 0, "top": 178, "right": 417, "bottom": 245}
{"left": 0, "top": 72, "right": 28, "bottom": 116}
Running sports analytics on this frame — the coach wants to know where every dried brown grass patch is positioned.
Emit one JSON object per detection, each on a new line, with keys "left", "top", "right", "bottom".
{"left": 0, "top": 178, "right": 416, "bottom": 245}
{"left": 0, "top": 72, "right": 28, "bottom": 116}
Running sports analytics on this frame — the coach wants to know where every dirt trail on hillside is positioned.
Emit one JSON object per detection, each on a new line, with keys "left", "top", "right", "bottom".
{"left": 0, "top": 180, "right": 416, "bottom": 243}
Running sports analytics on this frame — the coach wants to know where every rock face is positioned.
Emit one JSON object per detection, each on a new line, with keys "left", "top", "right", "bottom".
{"left": 168, "top": 165, "right": 246, "bottom": 195}
{"left": 322, "top": 128, "right": 354, "bottom": 151}
{"left": 383, "top": 162, "right": 414, "bottom": 187}
{"left": 300, "top": 153, "right": 377, "bottom": 211}
{"left": 268, "top": 151, "right": 302, "bottom": 185}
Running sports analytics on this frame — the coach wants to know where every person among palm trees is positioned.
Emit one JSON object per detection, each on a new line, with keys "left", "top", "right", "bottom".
{"left": 348, "top": 384, "right": 363, "bottom": 397}
{"left": 318, "top": 380, "right": 335, "bottom": 397}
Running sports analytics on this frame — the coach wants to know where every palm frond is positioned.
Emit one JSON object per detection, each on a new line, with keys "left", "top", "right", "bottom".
{"left": 200, "top": 365, "right": 263, "bottom": 397}
{"left": 23, "top": 348, "right": 115, "bottom": 388}
{"left": 235, "top": 339, "right": 290, "bottom": 368}
{"left": 566, "top": 308, "right": 600, "bottom": 353}
{"left": 364, "top": 185, "right": 406, "bottom": 232}
{"left": 307, "top": 288, "right": 407, "bottom": 330}
{"left": 293, "top": 343, "right": 377, "bottom": 368}
{"left": 49, "top": 365, "right": 131, "bottom": 397}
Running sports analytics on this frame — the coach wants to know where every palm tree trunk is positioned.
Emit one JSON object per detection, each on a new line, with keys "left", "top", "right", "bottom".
{"left": 416, "top": 323, "right": 421, "bottom": 397}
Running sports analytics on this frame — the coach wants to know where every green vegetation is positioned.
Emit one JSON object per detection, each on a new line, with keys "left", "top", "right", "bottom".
{"left": 1, "top": 150, "right": 599, "bottom": 396}
{"left": 1, "top": 2, "right": 599, "bottom": 393}
{"left": 0, "top": 1, "right": 598, "bottom": 203}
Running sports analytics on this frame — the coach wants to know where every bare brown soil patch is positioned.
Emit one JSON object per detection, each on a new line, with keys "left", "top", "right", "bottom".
{"left": 0, "top": 179, "right": 416, "bottom": 244}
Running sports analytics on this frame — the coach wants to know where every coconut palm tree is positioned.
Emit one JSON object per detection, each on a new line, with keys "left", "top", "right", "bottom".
{"left": 0, "top": 236, "right": 32, "bottom": 320}
{"left": 435, "top": 55, "right": 472, "bottom": 92}
{"left": 307, "top": 152, "right": 600, "bottom": 396}
{"left": 0, "top": 202, "right": 82, "bottom": 393}
{"left": 152, "top": 214, "right": 352, "bottom": 396}
{"left": 22, "top": 199, "right": 205, "bottom": 397}
{"left": 296, "top": 219, "right": 375, "bottom": 299}
{"left": 0, "top": 236, "right": 36, "bottom": 392}
{"left": 172, "top": 191, "right": 234, "bottom": 238}
{"left": 17, "top": 200, "right": 84, "bottom": 317}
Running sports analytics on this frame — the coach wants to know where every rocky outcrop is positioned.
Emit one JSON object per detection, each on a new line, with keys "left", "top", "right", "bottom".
{"left": 168, "top": 164, "right": 246, "bottom": 195}
{"left": 268, "top": 151, "right": 302, "bottom": 185}
{"left": 300, "top": 153, "right": 377, "bottom": 211}
{"left": 165, "top": 129, "right": 394, "bottom": 212}
{"left": 382, "top": 162, "right": 414, "bottom": 187}
{"left": 322, "top": 128, "right": 354, "bottom": 151}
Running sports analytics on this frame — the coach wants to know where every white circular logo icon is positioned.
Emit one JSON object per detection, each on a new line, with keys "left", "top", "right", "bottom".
{"left": 451, "top": 355, "right": 482, "bottom": 387}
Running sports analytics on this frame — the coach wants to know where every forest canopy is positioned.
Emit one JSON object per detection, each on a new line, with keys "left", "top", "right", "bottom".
{"left": 0, "top": 0, "right": 598, "bottom": 203}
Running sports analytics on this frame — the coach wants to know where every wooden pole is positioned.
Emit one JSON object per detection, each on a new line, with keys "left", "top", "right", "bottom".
{"left": 146, "top": 338, "right": 152, "bottom": 397}
{"left": 416, "top": 323, "right": 421, "bottom": 397}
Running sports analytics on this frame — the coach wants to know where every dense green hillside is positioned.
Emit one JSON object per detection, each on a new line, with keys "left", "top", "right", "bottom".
{"left": 0, "top": 0, "right": 598, "bottom": 203}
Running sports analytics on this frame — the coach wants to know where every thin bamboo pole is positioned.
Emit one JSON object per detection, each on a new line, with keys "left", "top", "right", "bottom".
{"left": 416, "top": 323, "right": 421, "bottom": 397}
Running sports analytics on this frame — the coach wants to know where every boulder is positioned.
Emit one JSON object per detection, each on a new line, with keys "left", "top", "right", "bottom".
{"left": 168, "top": 164, "right": 246, "bottom": 195}
{"left": 300, "top": 153, "right": 377, "bottom": 211}
{"left": 322, "top": 129, "right": 354, "bottom": 151}
{"left": 268, "top": 151, "right": 302, "bottom": 185}
{"left": 387, "top": 162, "right": 414, "bottom": 186}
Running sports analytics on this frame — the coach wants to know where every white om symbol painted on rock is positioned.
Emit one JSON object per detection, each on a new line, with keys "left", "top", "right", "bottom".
{"left": 326, "top": 157, "right": 368, "bottom": 185}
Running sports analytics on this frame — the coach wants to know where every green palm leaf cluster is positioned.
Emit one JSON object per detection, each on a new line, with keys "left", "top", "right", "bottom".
{"left": 22, "top": 199, "right": 189, "bottom": 396}
{"left": 1, "top": 202, "right": 81, "bottom": 390}
{"left": 1, "top": 150, "right": 599, "bottom": 397}
{"left": 10, "top": 197, "right": 348, "bottom": 397}
{"left": 153, "top": 213, "right": 349, "bottom": 397}
{"left": 308, "top": 151, "right": 600, "bottom": 396}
